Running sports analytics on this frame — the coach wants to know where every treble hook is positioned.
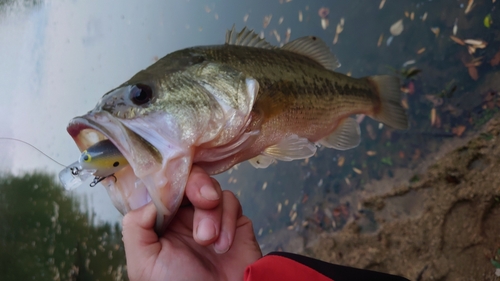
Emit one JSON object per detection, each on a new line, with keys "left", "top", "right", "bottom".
{"left": 89, "top": 174, "right": 117, "bottom": 187}
{"left": 90, "top": 176, "right": 105, "bottom": 187}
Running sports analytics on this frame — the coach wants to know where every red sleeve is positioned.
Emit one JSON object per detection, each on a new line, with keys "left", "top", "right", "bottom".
{"left": 244, "top": 252, "right": 410, "bottom": 281}
{"left": 244, "top": 254, "right": 333, "bottom": 281}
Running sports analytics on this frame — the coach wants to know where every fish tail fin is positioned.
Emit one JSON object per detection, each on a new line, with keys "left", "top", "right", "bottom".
{"left": 367, "top": 75, "right": 409, "bottom": 130}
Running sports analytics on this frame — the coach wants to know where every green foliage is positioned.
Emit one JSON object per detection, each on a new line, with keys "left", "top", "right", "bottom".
{"left": 475, "top": 109, "right": 499, "bottom": 127}
{"left": 480, "top": 133, "right": 494, "bottom": 141}
{"left": 381, "top": 157, "right": 393, "bottom": 166}
{"left": 0, "top": 0, "right": 43, "bottom": 11}
{"left": 492, "top": 248, "right": 500, "bottom": 269}
{"left": 409, "top": 175, "right": 420, "bottom": 183}
{"left": 0, "top": 172, "right": 127, "bottom": 281}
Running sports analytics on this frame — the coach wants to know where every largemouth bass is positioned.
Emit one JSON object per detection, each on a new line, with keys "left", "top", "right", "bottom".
{"left": 66, "top": 27, "right": 408, "bottom": 234}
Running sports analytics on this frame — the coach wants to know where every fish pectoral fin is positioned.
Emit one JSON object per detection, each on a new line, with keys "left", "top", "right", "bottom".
{"left": 318, "top": 117, "right": 361, "bottom": 150}
{"left": 263, "top": 134, "right": 317, "bottom": 161}
{"left": 225, "top": 25, "right": 275, "bottom": 49}
{"left": 282, "top": 36, "right": 340, "bottom": 71}
{"left": 248, "top": 155, "right": 275, "bottom": 169}
{"left": 367, "top": 75, "right": 409, "bottom": 130}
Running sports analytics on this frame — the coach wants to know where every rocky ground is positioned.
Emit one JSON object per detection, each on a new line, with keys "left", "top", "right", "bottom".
{"left": 297, "top": 115, "right": 500, "bottom": 280}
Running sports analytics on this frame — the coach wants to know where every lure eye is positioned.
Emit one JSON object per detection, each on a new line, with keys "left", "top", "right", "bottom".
{"left": 130, "top": 84, "right": 153, "bottom": 105}
{"left": 82, "top": 152, "right": 91, "bottom": 162}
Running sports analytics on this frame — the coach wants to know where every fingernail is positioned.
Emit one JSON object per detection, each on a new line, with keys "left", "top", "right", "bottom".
{"left": 196, "top": 218, "right": 217, "bottom": 241}
{"left": 214, "top": 232, "right": 230, "bottom": 254}
{"left": 200, "top": 184, "right": 219, "bottom": 201}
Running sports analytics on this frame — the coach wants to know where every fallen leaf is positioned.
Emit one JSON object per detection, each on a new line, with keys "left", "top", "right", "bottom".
{"left": 464, "top": 39, "right": 487, "bottom": 48}
{"left": 390, "top": 19, "right": 404, "bottom": 36}
{"left": 263, "top": 14, "right": 272, "bottom": 28}
{"left": 431, "top": 27, "right": 440, "bottom": 37}
{"left": 453, "top": 18, "right": 458, "bottom": 35}
{"left": 333, "top": 18, "right": 344, "bottom": 44}
{"left": 422, "top": 12, "right": 428, "bottom": 21}
{"left": 450, "top": 35, "right": 465, "bottom": 45}
{"left": 298, "top": 10, "right": 303, "bottom": 22}
{"left": 410, "top": 12, "right": 415, "bottom": 20}
{"left": 430, "top": 108, "right": 437, "bottom": 126}
{"left": 399, "top": 151, "right": 405, "bottom": 158}
{"left": 345, "top": 177, "right": 351, "bottom": 185}
{"left": 379, "top": 0, "right": 386, "bottom": 9}
{"left": 273, "top": 29, "right": 281, "bottom": 42}
{"left": 435, "top": 113, "right": 442, "bottom": 128}
{"left": 333, "top": 33, "right": 339, "bottom": 44}
{"left": 318, "top": 7, "right": 329, "bottom": 19}
{"left": 352, "top": 167, "right": 362, "bottom": 174}
{"left": 366, "top": 151, "right": 377, "bottom": 156}
{"left": 467, "top": 45, "right": 477, "bottom": 55}
{"left": 408, "top": 81, "right": 415, "bottom": 94}
{"left": 321, "top": 18, "right": 329, "bottom": 29}
{"left": 403, "top": 60, "right": 416, "bottom": 67}
{"left": 338, "top": 156, "right": 345, "bottom": 167}
{"left": 377, "top": 33, "right": 384, "bottom": 47}
{"left": 278, "top": 16, "right": 284, "bottom": 25}
{"left": 401, "top": 98, "right": 409, "bottom": 109}
{"left": 490, "top": 50, "right": 500, "bottom": 66}
{"left": 417, "top": 47, "right": 426, "bottom": 54}
{"left": 243, "top": 14, "right": 249, "bottom": 22}
{"left": 484, "top": 14, "right": 493, "bottom": 28}
{"left": 285, "top": 28, "right": 291, "bottom": 43}
{"left": 452, "top": 125, "right": 466, "bottom": 136}
{"left": 425, "top": 95, "right": 443, "bottom": 107}
{"left": 386, "top": 36, "right": 394, "bottom": 46}
{"left": 464, "top": 56, "right": 484, "bottom": 67}
{"left": 468, "top": 66, "right": 479, "bottom": 80}
{"left": 465, "top": 0, "right": 474, "bottom": 14}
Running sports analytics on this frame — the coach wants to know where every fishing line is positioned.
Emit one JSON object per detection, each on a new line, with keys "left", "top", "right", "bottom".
{"left": 0, "top": 137, "right": 67, "bottom": 167}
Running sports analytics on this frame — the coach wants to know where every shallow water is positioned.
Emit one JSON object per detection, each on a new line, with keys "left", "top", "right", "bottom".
{"left": 1, "top": 0, "right": 499, "bottom": 278}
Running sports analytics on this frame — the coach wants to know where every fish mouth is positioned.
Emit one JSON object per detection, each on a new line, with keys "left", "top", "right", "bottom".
{"left": 67, "top": 112, "right": 160, "bottom": 214}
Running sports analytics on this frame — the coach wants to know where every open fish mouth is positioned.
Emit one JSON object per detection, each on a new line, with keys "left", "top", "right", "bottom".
{"left": 65, "top": 111, "right": 192, "bottom": 235}
{"left": 66, "top": 112, "right": 160, "bottom": 215}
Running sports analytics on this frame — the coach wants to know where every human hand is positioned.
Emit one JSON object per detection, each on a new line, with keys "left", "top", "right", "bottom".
{"left": 122, "top": 165, "right": 262, "bottom": 281}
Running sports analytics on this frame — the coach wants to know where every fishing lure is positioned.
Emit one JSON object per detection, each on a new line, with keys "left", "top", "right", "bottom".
{"left": 59, "top": 139, "right": 129, "bottom": 190}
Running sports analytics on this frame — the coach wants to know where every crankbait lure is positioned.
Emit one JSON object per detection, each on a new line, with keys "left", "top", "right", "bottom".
{"left": 59, "top": 139, "right": 129, "bottom": 190}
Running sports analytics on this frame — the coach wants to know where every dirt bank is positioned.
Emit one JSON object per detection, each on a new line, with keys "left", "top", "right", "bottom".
{"left": 299, "top": 116, "right": 500, "bottom": 280}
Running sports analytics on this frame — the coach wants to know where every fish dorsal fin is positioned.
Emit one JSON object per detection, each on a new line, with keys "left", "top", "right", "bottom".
{"left": 248, "top": 155, "right": 275, "bottom": 169}
{"left": 282, "top": 36, "right": 340, "bottom": 71}
{"left": 263, "top": 134, "right": 317, "bottom": 161}
{"left": 318, "top": 117, "right": 360, "bottom": 150}
{"left": 225, "top": 25, "right": 275, "bottom": 49}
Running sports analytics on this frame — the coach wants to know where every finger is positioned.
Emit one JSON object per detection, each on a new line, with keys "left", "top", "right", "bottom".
{"left": 192, "top": 179, "right": 223, "bottom": 245}
{"left": 185, "top": 166, "right": 221, "bottom": 210}
{"left": 122, "top": 203, "right": 161, "bottom": 268}
{"left": 214, "top": 190, "right": 242, "bottom": 254}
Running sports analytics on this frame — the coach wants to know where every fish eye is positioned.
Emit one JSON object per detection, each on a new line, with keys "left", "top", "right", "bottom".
{"left": 130, "top": 84, "right": 153, "bottom": 105}
{"left": 113, "top": 161, "right": 119, "bottom": 167}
